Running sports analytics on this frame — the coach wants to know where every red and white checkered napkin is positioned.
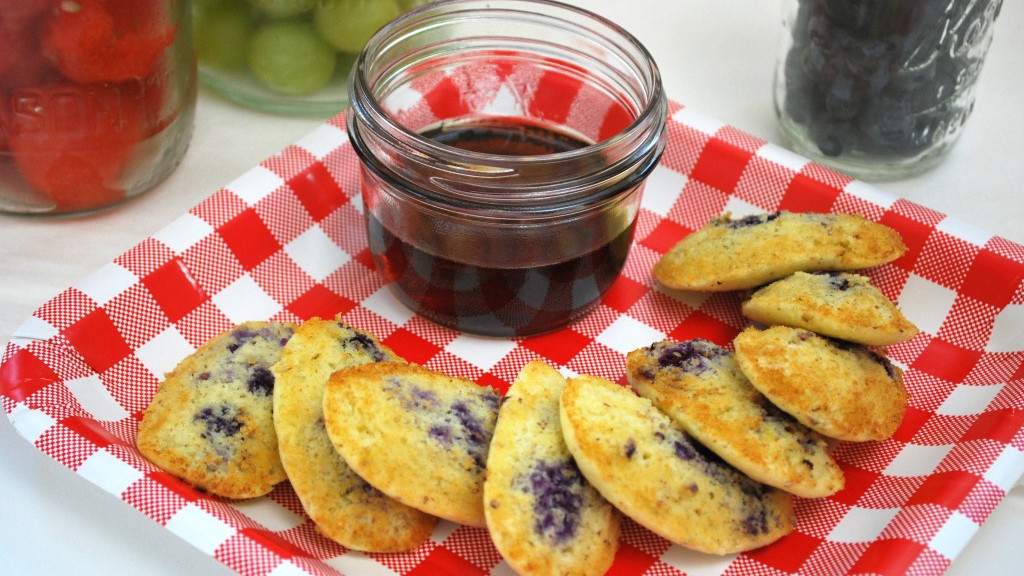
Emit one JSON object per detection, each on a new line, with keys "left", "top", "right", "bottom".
{"left": 3, "top": 100, "right": 1023, "bottom": 576}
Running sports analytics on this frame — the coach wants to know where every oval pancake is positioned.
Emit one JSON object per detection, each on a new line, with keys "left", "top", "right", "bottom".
{"left": 272, "top": 318, "right": 436, "bottom": 552}
{"left": 559, "top": 374, "right": 794, "bottom": 555}
{"left": 653, "top": 211, "right": 906, "bottom": 291}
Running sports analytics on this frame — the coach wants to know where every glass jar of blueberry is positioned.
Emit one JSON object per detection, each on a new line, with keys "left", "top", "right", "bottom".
{"left": 774, "top": 0, "right": 1002, "bottom": 180}
{"left": 194, "top": 0, "right": 429, "bottom": 116}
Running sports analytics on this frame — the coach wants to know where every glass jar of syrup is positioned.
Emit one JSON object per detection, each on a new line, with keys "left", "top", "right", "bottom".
{"left": 0, "top": 0, "right": 196, "bottom": 215}
{"left": 348, "top": 0, "right": 668, "bottom": 337}
{"left": 774, "top": 0, "right": 1002, "bottom": 180}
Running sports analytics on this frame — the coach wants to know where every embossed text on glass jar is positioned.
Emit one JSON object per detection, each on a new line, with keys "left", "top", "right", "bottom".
{"left": 347, "top": 0, "right": 668, "bottom": 336}
{"left": 0, "top": 0, "right": 196, "bottom": 215}
{"left": 774, "top": 0, "right": 1002, "bottom": 180}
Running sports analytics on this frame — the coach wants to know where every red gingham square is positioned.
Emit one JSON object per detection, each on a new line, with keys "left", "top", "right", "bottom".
{"left": 850, "top": 538, "right": 926, "bottom": 576}
{"left": 659, "top": 113, "right": 705, "bottom": 173}
{"left": 0, "top": 348, "right": 60, "bottom": 403}
{"left": 255, "top": 187, "right": 317, "bottom": 247}
{"left": 286, "top": 284, "right": 357, "bottom": 321}
{"left": 118, "top": 238, "right": 176, "bottom": 278}
{"left": 382, "top": 327, "right": 443, "bottom": 366}
{"left": 961, "top": 248, "right": 1024, "bottom": 307}
{"left": 746, "top": 531, "right": 824, "bottom": 573}
{"left": 598, "top": 104, "right": 635, "bottom": 142}
{"left": 689, "top": 135, "right": 755, "bottom": 193}
{"left": 779, "top": 172, "right": 843, "bottom": 213}
{"left": 962, "top": 409, "right": 1024, "bottom": 443}
{"left": 880, "top": 209, "right": 934, "bottom": 271}
{"left": 63, "top": 415, "right": 125, "bottom": 448}
{"left": 142, "top": 258, "right": 208, "bottom": 323}
{"left": 906, "top": 471, "right": 980, "bottom": 509}
{"left": 668, "top": 309, "right": 742, "bottom": 344}
{"left": 913, "top": 338, "right": 984, "bottom": 384}
{"left": 529, "top": 69, "right": 583, "bottom": 123}
{"left": 180, "top": 236, "right": 247, "bottom": 297}
{"left": 892, "top": 406, "right": 934, "bottom": 444}
{"left": 217, "top": 208, "right": 283, "bottom": 271}
{"left": 4, "top": 97, "right": 1024, "bottom": 576}
{"left": 288, "top": 161, "right": 348, "bottom": 223}
{"left": 520, "top": 328, "right": 592, "bottom": 366}
{"left": 62, "top": 308, "right": 134, "bottom": 374}
{"left": 605, "top": 542, "right": 661, "bottom": 576}
{"left": 639, "top": 218, "right": 692, "bottom": 254}
{"left": 407, "top": 545, "right": 488, "bottom": 576}
{"left": 601, "top": 274, "right": 650, "bottom": 314}
{"left": 830, "top": 465, "right": 883, "bottom": 507}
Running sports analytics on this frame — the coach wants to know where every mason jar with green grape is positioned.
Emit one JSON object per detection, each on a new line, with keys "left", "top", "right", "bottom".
{"left": 194, "top": 0, "right": 428, "bottom": 116}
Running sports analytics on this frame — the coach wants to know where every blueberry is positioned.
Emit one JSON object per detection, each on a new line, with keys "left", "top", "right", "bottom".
{"left": 724, "top": 212, "right": 781, "bottom": 230}
{"left": 739, "top": 482, "right": 777, "bottom": 535}
{"left": 624, "top": 438, "right": 637, "bottom": 459}
{"left": 867, "top": 350, "right": 900, "bottom": 380}
{"left": 741, "top": 500, "right": 772, "bottom": 535}
{"left": 858, "top": 96, "right": 917, "bottom": 152}
{"left": 824, "top": 73, "right": 862, "bottom": 120}
{"left": 451, "top": 401, "right": 487, "bottom": 446}
{"left": 816, "top": 271, "right": 851, "bottom": 291}
{"left": 411, "top": 386, "right": 439, "bottom": 409}
{"left": 344, "top": 331, "right": 387, "bottom": 362}
{"left": 480, "top": 389, "right": 502, "bottom": 412}
{"left": 810, "top": 116, "right": 858, "bottom": 157}
{"left": 442, "top": 396, "right": 497, "bottom": 471}
{"left": 194, "top": 404, "right": 243, "bottom": 439}
{"left": 429, "top": 424, "right": 453, "bottom": 447}
{"left": 247, "top": 366, "right": 275, "bottom": 396}
{"left": 227, "top": 327, "right": 258, "bottom": 353}
{"left": 656, "top": 339, "right": 727, "bottom": 376}
{"left": 841, "top": 37, "right": 892, "bottom": 80}
{"left": 385, "top": 379, "right": 439, "bottom": 411}
{"left": 823, "top": 0, "right": 883, "bottom": 32}
{"left": 527, "top": 460, "right": 584, "bottom": 544}
{"left": 673, "top": 440, "right": 697, "bottom": 461}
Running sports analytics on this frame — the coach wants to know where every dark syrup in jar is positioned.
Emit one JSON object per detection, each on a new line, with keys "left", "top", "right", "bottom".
{"left": 367, "top": 119, "right": 635, "bottom": 336}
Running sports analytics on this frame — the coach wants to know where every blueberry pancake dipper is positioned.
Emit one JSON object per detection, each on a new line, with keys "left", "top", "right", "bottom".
{"left": 652, "top": 211, "right": 906, "bottom": 291}
{"left": 559, "top": 374, "right": 795, "bottom": 554}
{"left": 484, "top": 360, "right": 620, "bottom": 575}
{"left": 137, "top": 321, "right": 295, "bottom": 499}
{"left": 742, "top": 271, "right": 919, "bottom": 346}
{"left": 322, "top": 362, "right": 500, "bottom": 528}
{"left": 627, "top": 340, "right": 844, "bottom": 498}
{"left": 272, "top": 319, "right": 436, "bottom": 551}
{"left": 734, "top": 325, "right": 908, "bottom": 442}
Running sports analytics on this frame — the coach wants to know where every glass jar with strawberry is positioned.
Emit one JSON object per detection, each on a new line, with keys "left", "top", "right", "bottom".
{"left": 1, "top": 0, "right": 196, "bottom": 215}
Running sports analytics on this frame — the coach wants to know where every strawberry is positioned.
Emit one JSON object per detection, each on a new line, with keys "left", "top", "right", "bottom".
{"left": 0, "top": 2, "right": 56, "bottom": 88}
{"left": 41, "top": 0, "right": 176, "bottom": 84}
{"left": 8, "top": 82, "right": 147, "bottom": 211}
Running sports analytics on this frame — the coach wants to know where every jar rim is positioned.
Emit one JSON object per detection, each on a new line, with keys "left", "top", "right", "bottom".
{"left": 347, "top": 0, "right": 668, "bottom": 210}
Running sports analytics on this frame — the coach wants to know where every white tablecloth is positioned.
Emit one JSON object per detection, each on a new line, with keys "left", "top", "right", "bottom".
{"left": 2, "top": 1, "right": 1021, "bottom": 574}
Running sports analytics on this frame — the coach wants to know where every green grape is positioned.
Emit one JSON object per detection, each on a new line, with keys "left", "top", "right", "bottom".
{"left": 194, "top": 0, "right": 255, "bottom": 70}
{"left": 313, "top": 0, "right": 402, "bottom": 53}
{"left": 248, "top": 21, "right": 337, "bottom": 95}
{"left": 248, "top": 0, "right": 317, "bottom": 19}
{"left": 396, "top": 0, "right": 428, "bottom": 11}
